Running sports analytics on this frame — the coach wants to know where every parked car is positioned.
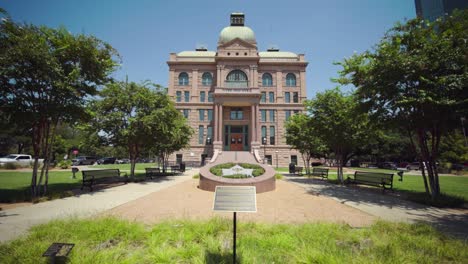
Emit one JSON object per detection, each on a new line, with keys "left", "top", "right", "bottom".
{"left": 97, "top": 157, "right": 116, "bottom": 165}
{"left": 407, "top": 162, "right": 426, "bottom": 171}
{"left": 0, "top": 154, "right": 43, "bottom": 166}
{"left": 451, "top": 163, "right": 466, "bottom": 171}
{"left": 72, "top": 156, "right": 97, "bottom": 166}
{"left": 379, "top": 162, "right": 397, "bottom": 170}
{"left": 116, "top": 158, "right": 130, "bottom": 164}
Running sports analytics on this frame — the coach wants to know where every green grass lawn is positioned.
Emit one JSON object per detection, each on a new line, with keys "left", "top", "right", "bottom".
{"left": 0, "top": 169, "right": 146, "bottom": 203}
{"left": 0, "top": 217, "right": 466, "bottom": 263}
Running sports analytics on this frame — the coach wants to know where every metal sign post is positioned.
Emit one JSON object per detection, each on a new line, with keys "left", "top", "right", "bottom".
{"left": 213, "top": 186, "right": 257, "bottom": 263}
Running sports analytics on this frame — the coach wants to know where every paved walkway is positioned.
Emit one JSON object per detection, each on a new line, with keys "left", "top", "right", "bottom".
{"left": 285, "top": 175, "right": 468, "bottom": 239}
{"left": 0, "top": 170, "right": 196, "bottom": 243}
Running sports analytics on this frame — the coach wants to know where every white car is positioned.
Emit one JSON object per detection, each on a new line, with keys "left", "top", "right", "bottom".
{"left": 0, "top": 154, "right": 43, "bottom": 166}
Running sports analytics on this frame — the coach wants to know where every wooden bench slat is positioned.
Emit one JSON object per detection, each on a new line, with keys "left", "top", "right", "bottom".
{"left": 348, "top": 171, "right": 394, "bottom": 192}
{"left": 81, "top": 169, "right": 127, "bottom": 191}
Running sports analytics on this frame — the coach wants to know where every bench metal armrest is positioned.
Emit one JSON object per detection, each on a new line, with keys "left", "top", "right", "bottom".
{"left": 397, "top": 171, "right": 403, "bottom": 182}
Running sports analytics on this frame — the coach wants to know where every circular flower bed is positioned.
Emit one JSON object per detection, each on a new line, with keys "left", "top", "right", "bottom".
{"left": 210, "top": 163, "right": 265, "bottom": 178}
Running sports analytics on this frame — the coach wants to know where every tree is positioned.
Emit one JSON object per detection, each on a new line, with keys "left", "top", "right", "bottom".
{"left": 93, "top": 80, "right": 192, "bottom": 177}
{"left": 336, "top": 11, "right": 468, "bottom": 200}
{"left": 285, "top": 113, "right": 327, "bottom": 174}
{"left": 306, "top": 88, "right": 371, "bottom": 183}
{"left": 0, "top": 19, "right": 119, "bottom": 197}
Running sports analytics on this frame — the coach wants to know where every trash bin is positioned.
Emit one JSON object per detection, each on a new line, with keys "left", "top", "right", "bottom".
{"left": 179, "top": 162, "right": 186, "bottom": 173}
{"left": 289, "top": 163, "right": 296, "bottom": 174}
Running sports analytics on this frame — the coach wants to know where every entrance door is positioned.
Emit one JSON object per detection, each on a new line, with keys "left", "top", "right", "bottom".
{"left": 230, "top": 134, "right": 243, "bottom": 151}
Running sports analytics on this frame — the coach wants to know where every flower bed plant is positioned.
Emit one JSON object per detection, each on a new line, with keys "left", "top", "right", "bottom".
{"left": 210, "top": 163, "right": 265, "bottom": 178}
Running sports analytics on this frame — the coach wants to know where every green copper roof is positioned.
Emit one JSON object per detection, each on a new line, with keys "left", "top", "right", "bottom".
{"left": 258, "top": 51, "right": 297, "bottom": 58}
{"left": 219, "top": 26, "right": 256, "bottom": 44}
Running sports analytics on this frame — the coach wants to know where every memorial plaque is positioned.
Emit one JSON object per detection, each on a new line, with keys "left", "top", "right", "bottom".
{"left": 213, "top": 186, "right": 257, "bottom": 213}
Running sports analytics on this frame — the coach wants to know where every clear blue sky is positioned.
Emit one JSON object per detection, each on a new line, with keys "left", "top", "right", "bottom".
{"left": 2, "top": 0, "right": 415, "bottom": 97}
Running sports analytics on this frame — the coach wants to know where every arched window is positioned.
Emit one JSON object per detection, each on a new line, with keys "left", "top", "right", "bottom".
{"left": 226, "top": 70, "right": 248, "bottom": 81}
{"left": 226, "top": 70, "right": 248, "bottom": 88}
{"left": 262, "top": 73, "right": 273, "bottom": 86}
{"left": 286, "top": 73, "right": 296, "bottom": 86}
{"left": 202, "top": 72, "right": 212, "bottom": 86}
{"left": 178, "top": 72, "right": 189, "bottom": 85}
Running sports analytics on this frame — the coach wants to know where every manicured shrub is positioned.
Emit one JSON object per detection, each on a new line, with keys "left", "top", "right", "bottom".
{"left": 57, "top": 160, "right": 73, "bottom": 169}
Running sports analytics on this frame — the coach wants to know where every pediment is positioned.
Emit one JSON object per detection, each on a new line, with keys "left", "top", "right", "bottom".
{"left": 218, "top": 38, "right": 257, "bottom": 50}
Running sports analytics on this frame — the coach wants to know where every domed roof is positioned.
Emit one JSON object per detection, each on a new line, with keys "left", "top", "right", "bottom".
{"left": 219, "top": 26, "right": 256, "bottom": 44}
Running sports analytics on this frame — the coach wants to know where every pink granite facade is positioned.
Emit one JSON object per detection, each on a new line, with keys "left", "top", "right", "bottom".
{"left": 167, "top": 13, "right": 308, "bottom": 167}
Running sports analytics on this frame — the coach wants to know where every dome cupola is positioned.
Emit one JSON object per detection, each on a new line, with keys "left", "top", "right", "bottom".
{"left": 218, "top": 13, "right": 256, "bottom": 45}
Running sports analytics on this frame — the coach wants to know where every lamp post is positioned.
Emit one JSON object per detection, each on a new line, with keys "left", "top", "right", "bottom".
{"left": 275, "top": 150, "right": 279, "bottom": 169}
{"left": 262, "top": 137, "right": 267, "bottom": 164}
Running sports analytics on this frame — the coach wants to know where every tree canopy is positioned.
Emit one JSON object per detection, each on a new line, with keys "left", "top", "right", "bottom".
{"left": 336, "top": 10, "right": 468, "bottom": 199}
{"left": 0, "top": 18, "right": 119, "bottom": 197}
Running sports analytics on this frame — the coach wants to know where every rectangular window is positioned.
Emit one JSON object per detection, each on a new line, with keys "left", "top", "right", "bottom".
{"left": 198, "top": 125, "right": 204, "bottom": 144}
{"left": 270, "top": 126, "right": 275, "bottom": 145}
{"left": 207, "top": 126, "right": 213, "bottom": 144}
{"left": 293, "top": 92, "right": 299, "bottom": 103}
{"left": 265, "top": 155, "right": 272, "bottom": 165}
{"left": 261, "top": 126, "right": 267, "bottom": 144}
{"left": 269, "top": 92, "right": 274, "bottom": 103}
{"left": 176, "top": 154, "right": 183, "bottom": 164}
{"left": 200, "top": 91, "right": 206, "bottom": 102}
{"left": 199, "top": 109, "right": 205, "bottom": 121}
{"left": 208, "top": 92, "right": 213, "bottom": 102}
{"left": 291, "top": 155, "right": 298, "bottom": 165}
{"left": 184, "top": 91, "right": 190, "bottom": 102}
{"left": 269, "top": 110, "right": 275, "bottom": 122}
{"left": 285, "top": 110, "right": 291, "bottom": 121}
{"left": 285, "top": 92, "right": 290, "bottom": 103}
{"left": 183, "top": 109, "right": 189, "bottom": 118}
{"left": 260, "top": 110, "right": 266, "bottom": 122}
{"left": 176, "top": 91, "right": 182, "bottom": 102}
{"left": 230, "top": 108, "right": 243, "bottom": 120}
{"left": 261, "top": 92, "right": 266, "bottom": 103}
{"left": 207, "top": 109, "right": 213, "bottom": 121}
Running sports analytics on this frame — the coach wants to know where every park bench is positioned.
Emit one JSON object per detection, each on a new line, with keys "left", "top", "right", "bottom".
{"left": 81, "top": 169, "right": 128, "bottom": 191}
{"left": 309, "top": 167, "right": 329, "bottom": 179}
{"left": 145, "top": 167, "right": 161, "bottom": 179}
{"left": 294, "top": 166, "right": 303, "bottom": 175}
{"left": 346, "top": 171, "right": 402, "bottom": 192}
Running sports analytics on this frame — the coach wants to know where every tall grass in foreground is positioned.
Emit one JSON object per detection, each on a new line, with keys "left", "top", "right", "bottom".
{"left": 0, "top": 217, "right": 466, "bottom": 263}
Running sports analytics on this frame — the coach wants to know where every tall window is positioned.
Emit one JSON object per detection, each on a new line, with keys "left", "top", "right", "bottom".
{"left": 184, "top": 91, "right": 190, "bottom": 102}
{"left": 285, "top": 92, "right": 290, "bottom": 103}
{"left": 226, "top": 70, "right": 248, "bottom": 88}
{"left": 262, "top": 73, "right": 273, "bottom": 86}
{"left": 291, "top": 155, "right": 298, "bottom": 165}
{"left": 182, "top": 109, "right": 189, "bottom": 118}
{"left": 285, "top": 110, "right": 291, "bottom": 121}
{"left": 261, "top": 126, "right": 267, "bottom": 143}
{"left": 200, "top": 91, "right": 206, "bottom": 102}
{"left": 230, "top": 108, "right": 243, "bottom": 120}
{"left": 199, "top": 109, "right": 205, "bottom": 121}
{"left": 261, "top": 92, "right": 266, "bottom": 103}
{"left": 198, "top": 126, "right": 204, "bottom": 144}
{"left": 260, "top": 110, "right": 266, "bottom": 122}
{"left": 176, "top": 91, "right": 182, "bottom": 102}
{"left": 207, "top": 109, "right": 213, "bottom": 121}
{"left": 178, "top": 72, "right": 189, "bottom": 85}
{"left": 269, "top": 92, "right": 274, "bottom": 103}
{"left": 202, "top": 72, "right": 212, "bottom": 86}
{"left": 270, "top": 126, "right": 275, "bottom": 145}
{"left": 226, "top": 70, "right": 248, "bottom": 81}
{"left": 207, "top": 126, "right": 213, "bottom": 144}
{"left": 208, "top": 92, "right": 213, "bottom": 102}
{"left": 293, "top": 92, "right": 299, "bottom": 103}
{"left": 286, "top": 73, "right": 296, "bottom": 86}
{"left": 269, "top": 110, "right": 275, "bottom": 122}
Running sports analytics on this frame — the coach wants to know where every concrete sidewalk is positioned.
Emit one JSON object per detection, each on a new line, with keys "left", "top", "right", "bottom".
{"left": 286, "top": 176, "right": 468, "bottom": 239}
{"left": 0, "top": 169, "right": 196, "bottom": 243}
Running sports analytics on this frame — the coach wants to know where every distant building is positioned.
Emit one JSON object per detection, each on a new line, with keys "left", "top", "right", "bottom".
{"left": 167, "top": 13, "right": 308, "bottom": 167}
{"left": 415, "top": 0, "right": 467, "bottom": 21}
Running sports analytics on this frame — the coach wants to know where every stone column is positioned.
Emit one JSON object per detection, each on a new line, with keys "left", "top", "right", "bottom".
{"left": 276, "top": 71, "right": 283, "bottom": 103}
{"left": 251, "top": 104, "right": 255, "bottom": 141}
{"left": 214, "top": 104, "right": 218, "bottom": 141}
{"left": 168, "top": 69, "right": 175, "bottom": 97}
{"left": 216, "top": 65, "right": 222, "bottom": 87}
{"left": 218, "top": 104, "right": 223, "bottom": 143}
{"left": 300, "top": 70, "right": 306, "bottom": 102}
{"left": 192, "top": 69, "right": 198, "bottom": 101}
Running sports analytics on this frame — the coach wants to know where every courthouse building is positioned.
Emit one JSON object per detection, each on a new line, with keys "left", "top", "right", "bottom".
{"left": 167, "top": 13, "right": 308, "bottom": 167}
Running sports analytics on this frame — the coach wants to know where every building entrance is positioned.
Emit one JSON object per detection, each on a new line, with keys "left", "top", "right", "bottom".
{"left": 230, "top": 134, "right": 243, "bottom": 151}
{"left": 224, "top": 125, "right": 249, "bottom": 151}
